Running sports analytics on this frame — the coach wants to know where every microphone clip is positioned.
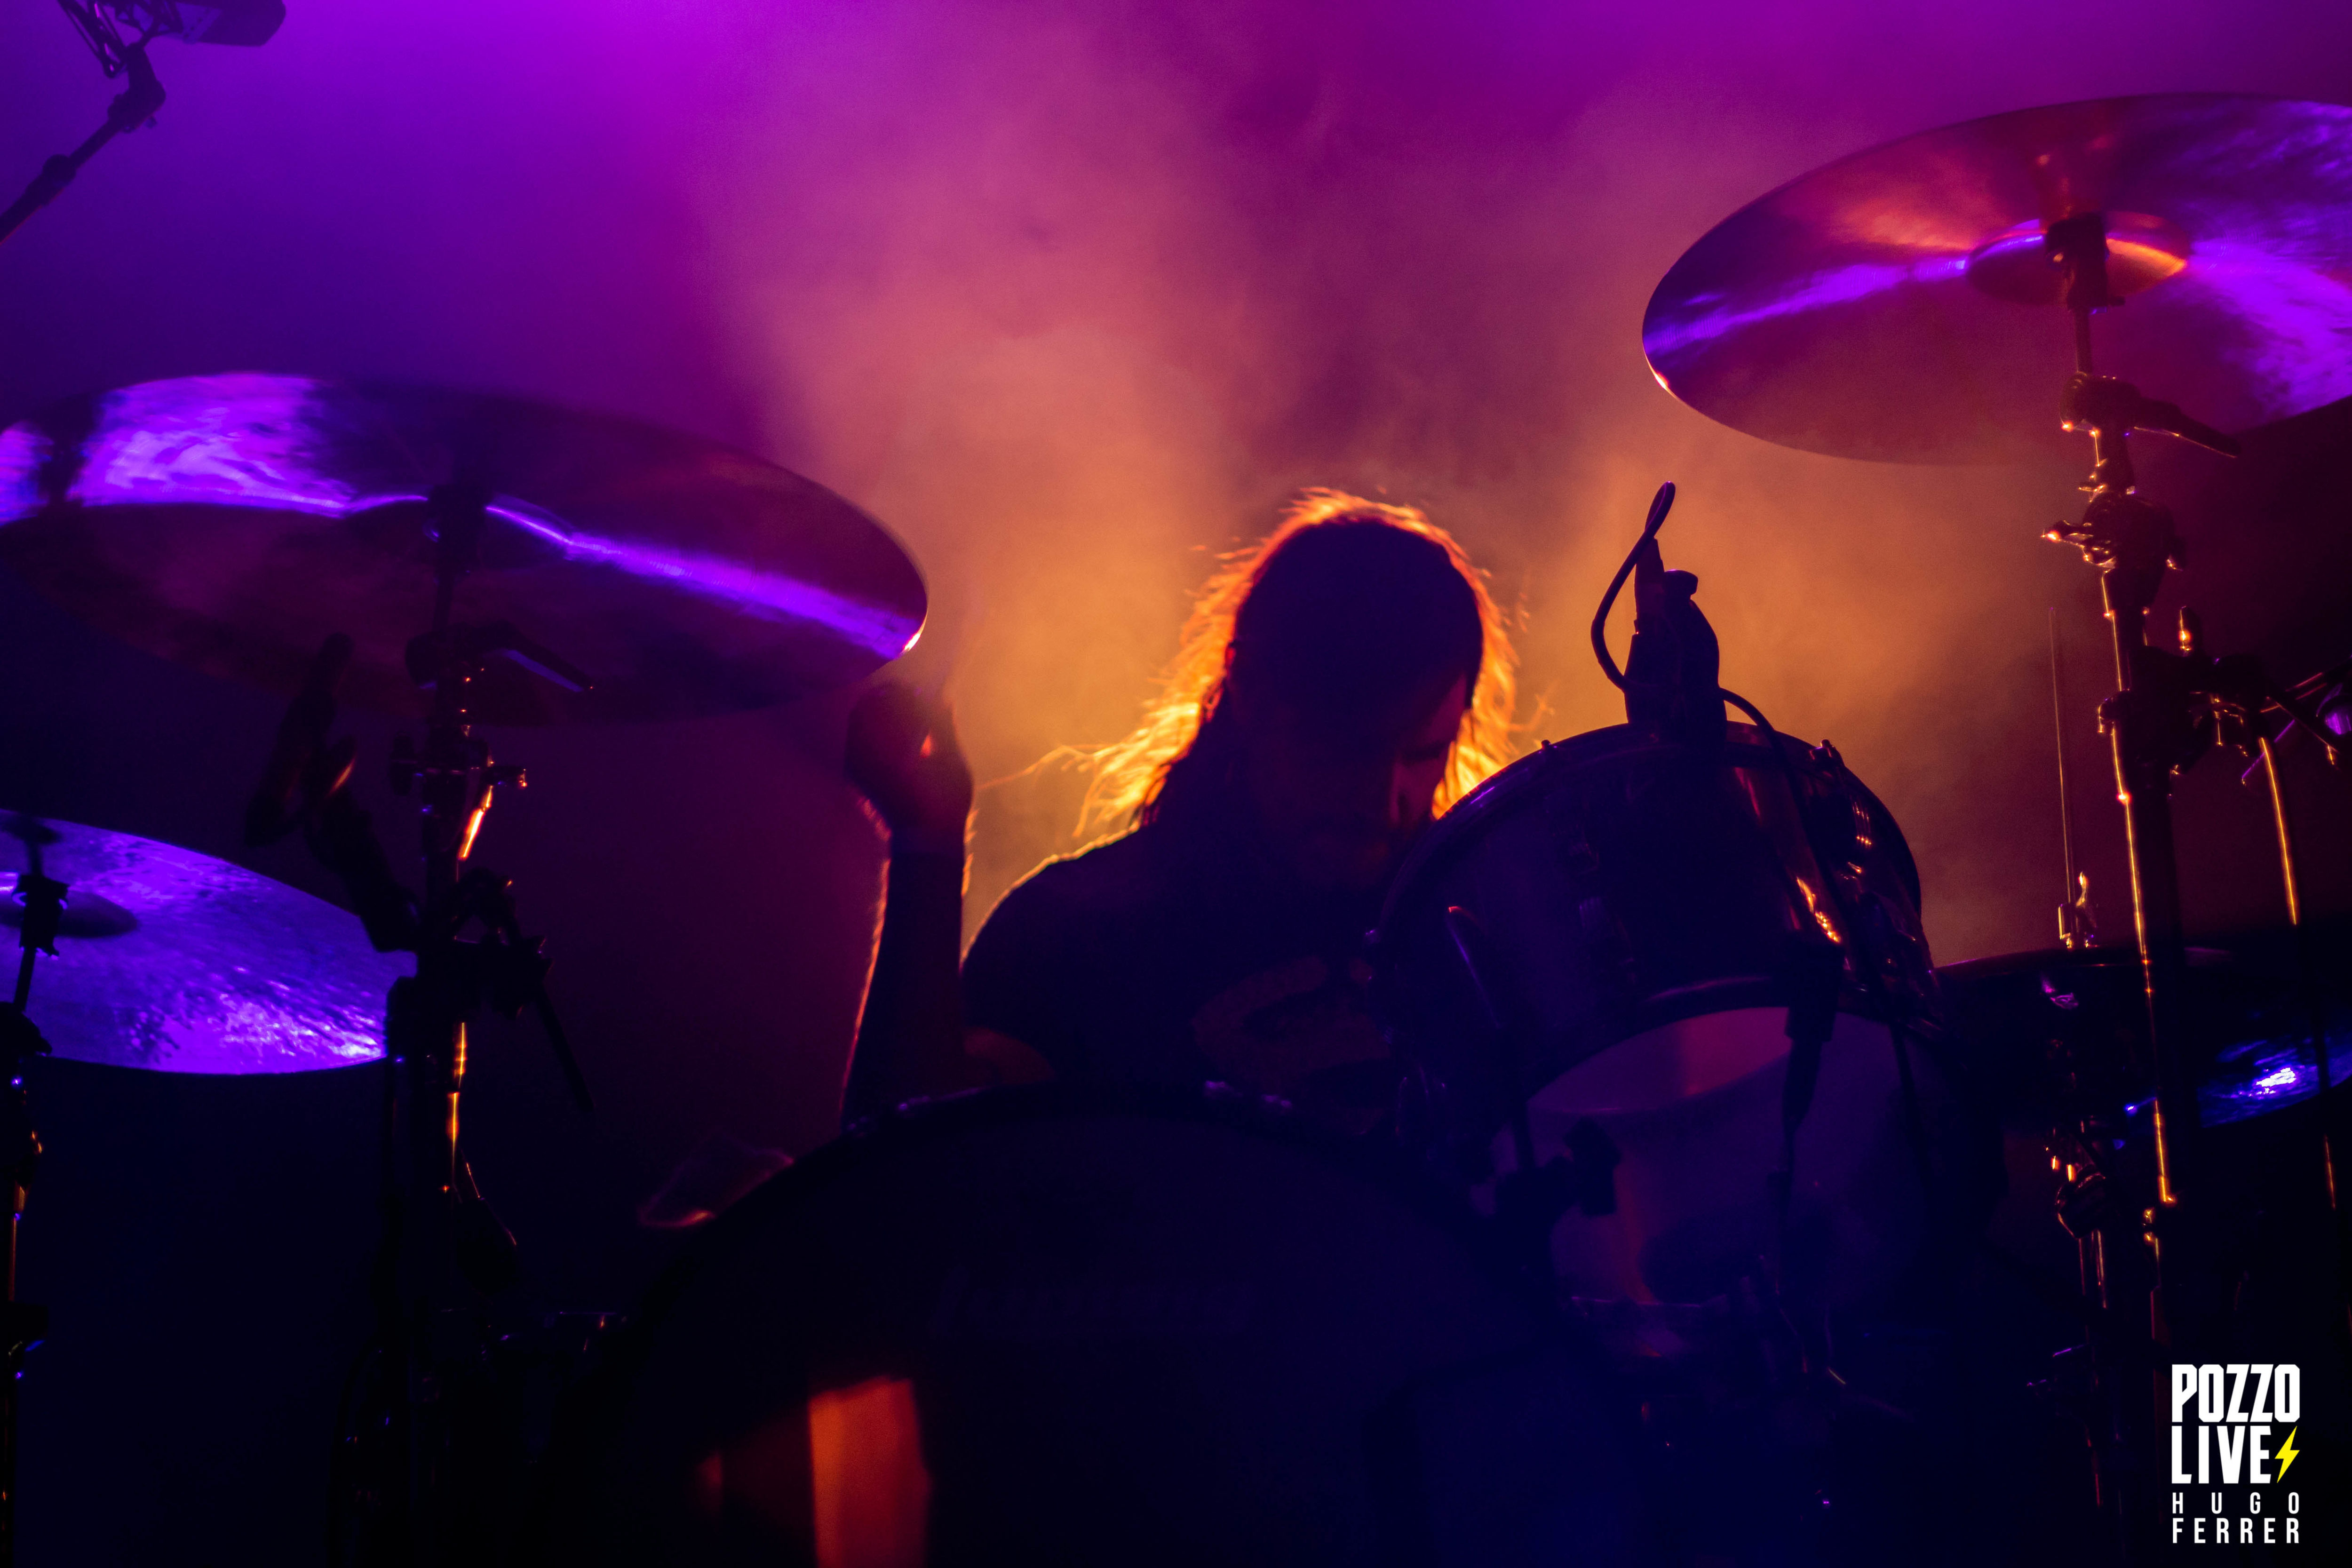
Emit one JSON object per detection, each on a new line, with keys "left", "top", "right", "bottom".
{"left": 1624, "top": 536, "right": 1725, "bottom": 750}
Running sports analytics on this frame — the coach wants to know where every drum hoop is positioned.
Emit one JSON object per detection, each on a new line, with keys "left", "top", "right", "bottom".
{"left": 761, "top": 1081, "right": 1508, "bottom": 1259}
{"left": 1936, "top": 945, "right": 2236, "bottom": 984}
{"left": 1380, "top": 724, "right": 1792, "bottom": 942}
{"left": 1377, "top": 722, "right": 1920, "bottom": 946}
{"left": 529, "top": 1081, "right": 1566, "bottom": 1522}
{"left": 525, "top": 1083, "right": 1662, "bottom": 1562}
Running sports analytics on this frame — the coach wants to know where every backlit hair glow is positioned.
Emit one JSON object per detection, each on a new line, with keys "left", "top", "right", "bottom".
{"left": 1077, "top": 491, "right": 1521, "bottom": 836}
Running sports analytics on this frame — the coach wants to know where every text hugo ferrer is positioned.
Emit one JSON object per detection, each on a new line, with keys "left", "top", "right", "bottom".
{"left": 2170, "top": 1363, "right": 2302, "bottom": 1486}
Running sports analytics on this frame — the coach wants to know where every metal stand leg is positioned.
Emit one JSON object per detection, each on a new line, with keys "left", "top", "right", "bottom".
{"left": 0, "top": 823, "right": 66, "bottom": 1568}
{"left": 2256, "top": 738, "right": 2352, "bottom": 1345}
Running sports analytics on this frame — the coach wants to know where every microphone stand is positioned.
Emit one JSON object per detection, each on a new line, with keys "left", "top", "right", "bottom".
{"left": 0, "top": 47, "right": 164, "bottom": 249}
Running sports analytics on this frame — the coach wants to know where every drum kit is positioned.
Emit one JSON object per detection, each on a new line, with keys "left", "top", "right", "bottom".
{"left": 0, "top": 374, "right": 929, "bottom": 1565}
{"left": 0, "top": 90, "right": 2348, "bottom": 1567}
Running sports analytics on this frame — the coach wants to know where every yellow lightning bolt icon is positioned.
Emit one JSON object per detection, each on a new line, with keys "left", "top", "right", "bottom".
{"left": 2276, "top": 1427, "right": 2301, "bottom": 1481}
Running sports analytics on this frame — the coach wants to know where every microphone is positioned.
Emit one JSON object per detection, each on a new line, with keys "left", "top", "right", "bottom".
{"left": 58, "top": 2, "right": 285, "bottom": 74}
{"left": 74, "top": 2, "right": 284, "bottom": 48}
{"left": 138, "top": 3, "right": 286, "bottom": 46}
{"left": 1591, "top": 483, "right": 1741, "bottom": 750}
{"left": 1623, "top": 535, "right": 1724, "bottom": 748}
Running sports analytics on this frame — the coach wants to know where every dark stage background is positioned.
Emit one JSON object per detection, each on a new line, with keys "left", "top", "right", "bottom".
{"left": 3, "top": 3, "right": 2350, "bottom": 1561}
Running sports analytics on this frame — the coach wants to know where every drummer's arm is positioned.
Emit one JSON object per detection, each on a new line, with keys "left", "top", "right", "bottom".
{"left": 841, "top": 858, "right": 1056, "bottom": 1121}
{"left": 839, "top": 685, "right": 1054, "bottom": 1125}
{"left": 842, "top": 838, "right": 978, "bottom": 1121}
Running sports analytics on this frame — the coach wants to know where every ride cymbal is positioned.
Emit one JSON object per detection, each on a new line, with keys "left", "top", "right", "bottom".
{"left": 1642, "top": 94, "right": 2352, "bottom": 464}
{"left": 3, "top": 812, "right": 409, "bottom": 1074}
{"left": 0, "top": 374, "right": 926, "bottom": 723}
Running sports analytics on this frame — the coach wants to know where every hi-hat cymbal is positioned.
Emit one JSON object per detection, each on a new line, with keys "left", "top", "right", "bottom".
{"left": 1642, "top": 95, "right": 2352, "bottom": 464}
{"left": 3, "top": 812, "right": 410, "bottom": 1074}
{"left": 0, "top": 375, "right": 926, "bottom": 724}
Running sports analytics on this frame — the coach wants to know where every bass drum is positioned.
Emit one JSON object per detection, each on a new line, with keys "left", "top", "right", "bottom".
{"left": 1373, "top": 724, "right": 1976, "bottom": 1313}
{"left": 526, "top": 1085, "right": 1641, "bottom": 1568}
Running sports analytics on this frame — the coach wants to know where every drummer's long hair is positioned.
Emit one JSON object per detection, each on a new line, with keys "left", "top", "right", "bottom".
{"left": 1075, "top": 491, "right": 1521, "bottom": 837}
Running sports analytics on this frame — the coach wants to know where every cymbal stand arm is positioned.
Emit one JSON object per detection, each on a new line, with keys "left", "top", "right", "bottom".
{"left": 0, "top": 46, "right": 163, "bottom": 249}
{"left": 2258, "top": 681, "right": 2348, "bottom": 769}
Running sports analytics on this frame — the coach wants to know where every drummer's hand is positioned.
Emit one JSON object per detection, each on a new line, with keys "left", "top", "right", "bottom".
{"left": 845, "top": 681, "right": 974, "bottom": 855}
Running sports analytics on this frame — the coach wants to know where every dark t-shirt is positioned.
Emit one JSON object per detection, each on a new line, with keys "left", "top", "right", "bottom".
{"left": 961, "top": 815, "right": 1402, "bottom": 1133}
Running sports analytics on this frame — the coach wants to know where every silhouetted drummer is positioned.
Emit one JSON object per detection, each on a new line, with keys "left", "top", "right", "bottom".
{"left": 841, "top": 491, "right": 1519, "bottom": 1132}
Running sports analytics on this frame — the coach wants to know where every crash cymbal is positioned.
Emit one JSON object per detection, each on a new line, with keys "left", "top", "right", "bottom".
{"left": 0, "top": 374, "right": 926, "bottom": 724}
{"left": 3, "top": 812, "right": 409, "bottom": 1074}
{"left": 1642, "top": 94, "right": 2352, "bottom": 464}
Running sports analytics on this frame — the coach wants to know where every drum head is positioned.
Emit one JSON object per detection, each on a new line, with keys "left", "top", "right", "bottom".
{"left": 1518, "top": 1009, "right": 1931, "bottom": 1308}
{"left": 532, "top": 1085, "right": 1638, "bottom": 1567}
{"left": 1373, "top": 723, "right": 1933, "bottom": 1154}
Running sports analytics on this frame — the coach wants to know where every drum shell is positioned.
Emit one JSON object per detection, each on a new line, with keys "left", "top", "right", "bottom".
{"left": 1516, "top": 1008, "right": 1955, "bottom": 1309}
{"left": 1373, "top": 724, "right": 1935, "bottom": 1155}
{"left": 528, "top": 1085, "right": 1642, "bottom": 1567}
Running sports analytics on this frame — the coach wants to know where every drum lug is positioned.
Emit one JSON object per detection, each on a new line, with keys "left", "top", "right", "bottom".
{"left": 1542, "top": 788, "right": 1600, "bottom": 876}
{"left": 1847, "top": 796, "right": 1877, "bottom": 858}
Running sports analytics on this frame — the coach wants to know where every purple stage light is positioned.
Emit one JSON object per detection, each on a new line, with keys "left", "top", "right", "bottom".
{"left": 2, "top": 818, "right": 408, "bottom": 1074}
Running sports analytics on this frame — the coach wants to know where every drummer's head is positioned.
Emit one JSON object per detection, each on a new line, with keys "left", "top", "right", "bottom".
{"left": 1089, "top": 493, "right": 1517, "bottom": 891}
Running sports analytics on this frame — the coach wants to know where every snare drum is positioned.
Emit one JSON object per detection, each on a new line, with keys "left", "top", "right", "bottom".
{"left": 528, "top": 1085, "right": 1641, "bottom": 1567}
{"left": 1373, "top": 724, "right": 1969, "bottom": 1312}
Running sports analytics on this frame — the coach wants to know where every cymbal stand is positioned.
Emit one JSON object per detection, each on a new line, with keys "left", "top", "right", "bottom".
{"left": 2037, "top": 212, "right": 2348, "bottom": 1556}
{"left": 2037, "top": 212, "right": 2227, "bottom": 1563}
{"left": 396, "top": 485, "right": 597, "bottom": 1567}
{"left": 0, "top": 820, "right": 63, "bottom": 1568}
{"left": 2041, "top": 211, "right": 2235, "bottom": 1320}
{"left": 273, "top": 485, "right": 594, "bottom": 1568}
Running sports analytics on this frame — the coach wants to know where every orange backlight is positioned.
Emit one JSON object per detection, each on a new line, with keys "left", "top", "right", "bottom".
{"left": 696, "top": 1375, "right": 930, "bottom": 1566}
{"left": 810, "top": 1377, "right": 931, "bottom": 1568}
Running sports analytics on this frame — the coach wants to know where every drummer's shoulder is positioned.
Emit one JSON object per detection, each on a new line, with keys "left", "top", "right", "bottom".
{"left": 970, "top": 827, "right": 1167, "bottom": 944}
